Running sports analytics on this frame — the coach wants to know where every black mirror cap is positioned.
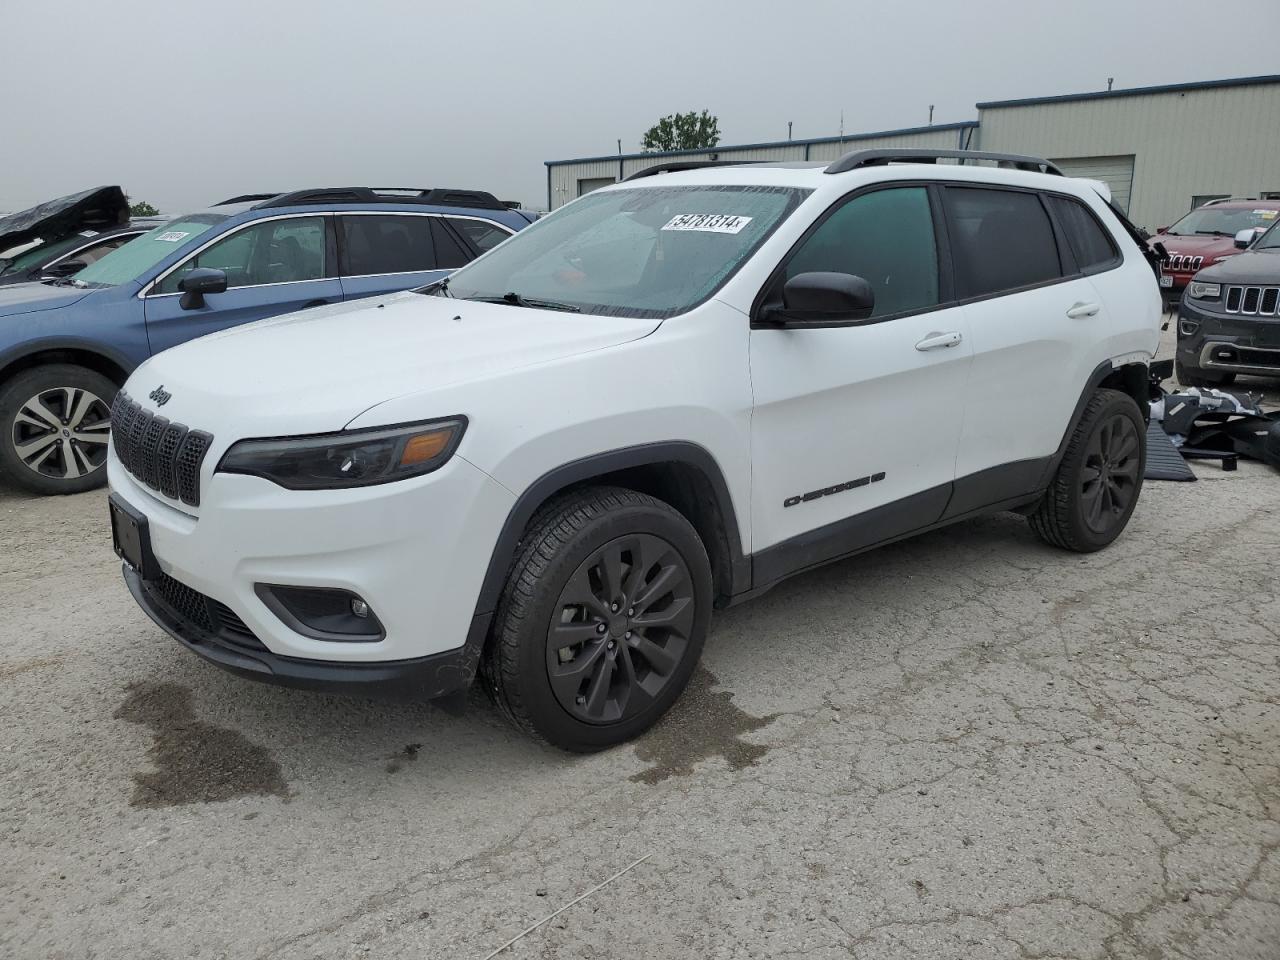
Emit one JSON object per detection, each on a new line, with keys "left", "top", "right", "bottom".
{"left": 178, "top": 267, "right": 228, "bottom": 310}
{"left": 768, "top": 271, "right": 875, "bottom": 326}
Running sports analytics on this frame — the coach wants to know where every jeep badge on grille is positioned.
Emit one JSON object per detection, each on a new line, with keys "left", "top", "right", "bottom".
{"left": 149, "top": 385, "right": 172, "bottom": 407}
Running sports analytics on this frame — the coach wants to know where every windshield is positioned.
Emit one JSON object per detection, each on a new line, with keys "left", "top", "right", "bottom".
{"left": 71, "top": 214, "right": 227, "bottom": 288}
{"left": 0, "top": 235, "right": 82, "bottom": 276}
{"left": 1165, "top": 205, "right": 1279, "bottom": 237}
{"left": 439, "top": 185, "right": 810, "bottom": 318}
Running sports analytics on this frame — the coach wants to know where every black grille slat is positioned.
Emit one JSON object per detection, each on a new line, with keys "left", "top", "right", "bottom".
{"left": 140, "top": 416, "right": 169, "bottom": 489}
{"left": 175, "top": 432, "right": 213, "bottom": 507}
{"left": 1262, "top": 289, "right": 1279, "bottom": 316}
{"left": 109, "top": 392, "right": 212, "bottom": 506}
{"left": 156, "top": 423, "right": 188, "bottom": 499}
{"left": 1226, "top": 287, "right": 1243, "bottom": 312}
{"left": 1243, "top": 287, "right": 1261, "bottom": 314}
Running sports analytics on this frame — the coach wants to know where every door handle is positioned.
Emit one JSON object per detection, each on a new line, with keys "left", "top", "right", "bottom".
{"left": 1066, "top": 301, "right": 1100, "bottom": 319}
{"left": 915, "top": 330, "right": 963, "bottom": 351}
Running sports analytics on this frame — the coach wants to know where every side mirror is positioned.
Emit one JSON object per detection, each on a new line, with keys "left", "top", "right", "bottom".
{"left": 179, "top": 267, "right": 228, "bottom": 310}
{"left": 1235, "top": 229, "right": 1256, "bottom": 250}
{"left": 43, "top": 259, "right": 86, "bottom": 279}
{"left": 764, "top": 272, "right": 875, "bottom": 327}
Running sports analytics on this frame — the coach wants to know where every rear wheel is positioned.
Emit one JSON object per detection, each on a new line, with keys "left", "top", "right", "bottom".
{"left": 0, "top": 364, "right": 116, "bottom": 495}
{"left": 1029, "top": 389, "right": 1146, "bottom": 553}
{"left": 1175, "top": 358, "right": 1235, "bottom": 389}
{"left": 484, "top": 486, "right": 712, "bottom": 751}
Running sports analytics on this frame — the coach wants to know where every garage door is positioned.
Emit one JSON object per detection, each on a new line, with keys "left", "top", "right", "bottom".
{"left": 577, "top": 177, "right": 616, "bottom": 198}
{"left": 1049, "top": 155, "right": 1135, "bottom": 213}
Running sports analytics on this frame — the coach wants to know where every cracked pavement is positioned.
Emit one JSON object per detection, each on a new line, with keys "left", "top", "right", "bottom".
{"left": 2, "top": 389, "right": 1279, "bottom": 958}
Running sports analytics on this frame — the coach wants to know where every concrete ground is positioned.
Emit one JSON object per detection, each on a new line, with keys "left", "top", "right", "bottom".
{"left": 2, "top": 329, "right": 1279, "bottom": 959}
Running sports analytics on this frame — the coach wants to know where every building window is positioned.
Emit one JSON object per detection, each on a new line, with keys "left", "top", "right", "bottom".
{"left": 1191, "top": 195, "right": 1230, "bottom": 209}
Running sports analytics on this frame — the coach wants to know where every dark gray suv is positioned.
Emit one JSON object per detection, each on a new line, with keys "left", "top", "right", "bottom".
{"left": 1177, "top": 220, "right": 1280, "bottom": 387}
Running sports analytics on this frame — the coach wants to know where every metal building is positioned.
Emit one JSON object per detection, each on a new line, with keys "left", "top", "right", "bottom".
{"left": 544, "top": 73, "right": 1280, "bottom": 231}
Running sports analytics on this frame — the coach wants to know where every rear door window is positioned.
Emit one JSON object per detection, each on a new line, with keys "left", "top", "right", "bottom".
{"left": 340, "top": 215, "right": 438, "bottom": 276}
{"left": 944, "top": 187, "right": 1063, "bottom": 299}
{"left": 429, "top": 219, "right": 472, "bottom": 269}
{"left": 1048, "top": 196, "right": 1119, "bottom": 272}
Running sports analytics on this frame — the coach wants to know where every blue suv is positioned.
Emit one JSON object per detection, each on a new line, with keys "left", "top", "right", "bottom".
{"left": 0, "top": 187, "right": 532, "bottom": 495}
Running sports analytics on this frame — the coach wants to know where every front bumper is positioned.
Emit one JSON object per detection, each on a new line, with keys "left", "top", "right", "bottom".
{"left": 1177, "top": 297, "right": 1280, "bottom": 376}
{"left": 124, "top": 564, "right": 489, "bottom": 699}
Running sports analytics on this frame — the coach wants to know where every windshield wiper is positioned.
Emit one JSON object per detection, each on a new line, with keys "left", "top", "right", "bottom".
{"left": 465, "top": 292, "right": 581, "bottom": 313}
{"left": 1195, "top": 230, "right": 1232, "bottom": 236}
{"left": 419, "top": 276, "right": 453, "bottom": 297}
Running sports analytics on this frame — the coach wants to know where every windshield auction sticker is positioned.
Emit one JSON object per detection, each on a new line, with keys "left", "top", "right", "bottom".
{"left": 661, "top": 214, "right": 753, "bottom": 234}
{"left": 156, "top": 231, "right": 190, "bottom": 243}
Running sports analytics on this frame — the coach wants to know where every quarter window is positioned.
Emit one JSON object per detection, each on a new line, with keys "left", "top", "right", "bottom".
{"left": 782, "top": 187, "right": 939, "bottom": 318}
{"left": 449, "top": 218, "right": 510, "bottom": 254}
{"left": 340, "top": 215, "right": 437, "bottom": 276}
{"left": 944, "top": 188, "right": 1062, "bottom": 299}
{"left": 156, "top": 217, "right": 326, "bottom": 294}
{"left": 1048, "top": 196, "right": 1119, "bottom": 271}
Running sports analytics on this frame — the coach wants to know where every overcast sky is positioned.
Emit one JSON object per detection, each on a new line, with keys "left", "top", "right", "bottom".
{"left": 4, "top": 0, "right": 1277, "bottom": 214}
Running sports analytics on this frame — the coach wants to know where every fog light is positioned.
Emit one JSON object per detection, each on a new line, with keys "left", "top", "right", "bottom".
{"left": 255, "top": 584, "right": 384, "bottom": 642}
{"left": 1178, "top": 319, "right": 1199, "bottom": 337}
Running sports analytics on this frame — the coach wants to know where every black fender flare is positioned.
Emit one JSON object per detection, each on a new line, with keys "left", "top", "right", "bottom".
{"left": 1039, "top": 357, "right": 1149, "bottom": 489}
{"left": 471, "top": 441, "right": 749, "bottom": 621}
{"left": 0, "top": 336, "right": 137, "bottom": 384}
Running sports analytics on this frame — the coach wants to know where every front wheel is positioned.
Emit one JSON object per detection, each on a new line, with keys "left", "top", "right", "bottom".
{"left": 0, "top": 364, "right": 117, "bottom": 495}
{"left": 1029, "top": 389, "right": 1146, "bottom": 553}
{"left": 483, "top": 486, "right": 713, "bottom": 751}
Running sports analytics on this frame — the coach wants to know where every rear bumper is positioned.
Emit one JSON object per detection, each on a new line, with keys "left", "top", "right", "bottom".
{"left": 125, "top": 563, "right": 489, "bottom": 700}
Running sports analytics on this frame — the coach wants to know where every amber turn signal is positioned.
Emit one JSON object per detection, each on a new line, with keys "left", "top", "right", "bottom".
{"left": 400, "top": 429, "right": 453, "bottom": 466}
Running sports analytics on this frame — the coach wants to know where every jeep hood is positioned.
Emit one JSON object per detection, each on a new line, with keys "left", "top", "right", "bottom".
{"left": 1151, "top": 233, "right": 1233, "bottom": 255}
{"left": 0, "top": 186, "right": 129, "bottom": 257}
{"left": 1194, "top": 248, "right": 1280, "bottom": 284}
{"left": 0, "top": 281, "right": 93, "bottom": 318}
{"left": 126, "top": 292, "right": 662, "bottom": 437}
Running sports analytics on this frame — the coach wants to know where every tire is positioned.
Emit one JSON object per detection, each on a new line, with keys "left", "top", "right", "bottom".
{"left": 0, "top": 364, "right": 117, "bottom": 495}
{"left": 1175, "top": 358, "right": 1235, "bottom": 389}
{"left": 483, "top": 485, "right": 713, "bottom": 752}
{"left": 1029, "top": 389, "right": 1146, "bottom": 553}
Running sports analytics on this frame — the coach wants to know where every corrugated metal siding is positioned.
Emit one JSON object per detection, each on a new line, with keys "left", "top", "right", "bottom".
{"left": 1048, "top": 155, "right": 1135, "bottom": 212}
{"left": 977, "top": 81, "right": 1280, "bottom": 230}
{"left": 546, "top": 128, "right": 967, "bottom": 208}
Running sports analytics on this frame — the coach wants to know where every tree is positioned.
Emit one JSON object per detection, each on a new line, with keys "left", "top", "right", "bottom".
{"left": 129, "top": 200, "right": 159, "bottom": 217}
{"left": 641, "top": 111, "right": 721, "bottom": 152}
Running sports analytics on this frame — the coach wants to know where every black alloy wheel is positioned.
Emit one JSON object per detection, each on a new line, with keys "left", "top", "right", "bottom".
{"left": 546, "top": 533, "right": 696, "bottom": 725}
{"left": 1078, "top": 413, "right": 1140, "bottom": 535}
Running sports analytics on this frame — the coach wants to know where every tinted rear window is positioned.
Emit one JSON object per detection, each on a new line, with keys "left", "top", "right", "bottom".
{"left": 341, "top": 215, "right": 437, "bottom": 275}
{"left": 1049, "top": 196, "right": 1119, "bottom": 271}
{"left": 945, "top": 188, "right": 1062, "bottom": 299}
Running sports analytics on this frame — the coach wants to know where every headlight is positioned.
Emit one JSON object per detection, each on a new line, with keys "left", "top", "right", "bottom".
{"left": 1188, "top": 281, "right": 1221, "bottom": 299}
{"left": 217, "top": 417, "right": 466, "bottom": 490}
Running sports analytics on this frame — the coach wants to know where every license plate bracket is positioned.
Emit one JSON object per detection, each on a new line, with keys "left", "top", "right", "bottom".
{"left": 109, "top": 494, "right": 161, "bottom": 581}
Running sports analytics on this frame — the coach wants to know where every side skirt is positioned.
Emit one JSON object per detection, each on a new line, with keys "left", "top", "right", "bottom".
{"left": 740, "top": 457, "right": 1050, "bottom": 603}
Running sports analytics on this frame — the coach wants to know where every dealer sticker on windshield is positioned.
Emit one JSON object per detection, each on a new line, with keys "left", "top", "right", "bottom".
{"left": 661, "top": 214, "right": 753, "bottom": 234}
{"left": 156, "top": 231, "right": 190, "bottom": 243}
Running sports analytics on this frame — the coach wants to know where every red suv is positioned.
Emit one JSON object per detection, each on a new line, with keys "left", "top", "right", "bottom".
{"left": 1149, "top": 199, "right": 1280, "bottom": 301}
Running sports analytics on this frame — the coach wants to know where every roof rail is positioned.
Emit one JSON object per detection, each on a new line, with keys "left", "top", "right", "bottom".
{"left": 252, "top": 187, "right": 508, "bottom": 211}
{"left": 623, "top": 160, "right": 760, "bottom": 181}
{"left": 825, "top": 148, "right": 1063, "bottom": 176}
{"left": 217, "top": 193, "right": 283, "bottom": 205}
{"left": 1202, "top": 196, "right": 1265, "bottom": 206}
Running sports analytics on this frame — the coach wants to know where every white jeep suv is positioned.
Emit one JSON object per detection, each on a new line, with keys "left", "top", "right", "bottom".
{"left": 108, "top": 149, "right": 1162, "bottom": 751}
